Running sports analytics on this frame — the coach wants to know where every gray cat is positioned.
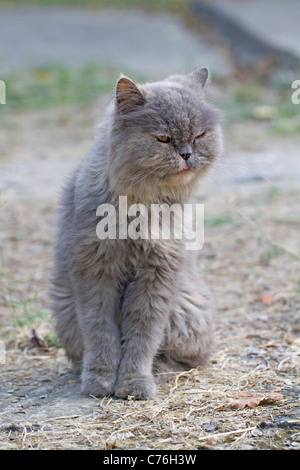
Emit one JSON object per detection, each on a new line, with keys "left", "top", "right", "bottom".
{"left": 50, "top": 67, "right": 223, "bottom": 400}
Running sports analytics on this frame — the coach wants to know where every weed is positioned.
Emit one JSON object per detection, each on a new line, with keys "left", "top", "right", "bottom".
{"left": 0, "top": 195, "right": 54, "bottom": 347}
{"left": 205, "top": 215, "right": 235, "bottom": 228}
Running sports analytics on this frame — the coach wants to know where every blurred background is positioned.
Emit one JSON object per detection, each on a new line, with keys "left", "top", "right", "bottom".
{"left": 0, "top": 0, "right": 300, "bottom": 324}
{"left": 0, "top": 0, "right": 300, "bottom": 200}
{"left": 0, "top": 1, "right": 299, "bottom": 449}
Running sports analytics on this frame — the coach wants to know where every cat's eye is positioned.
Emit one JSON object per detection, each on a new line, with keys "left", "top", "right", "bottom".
{"left": 157, "top": 136, "right": 171, "bottom": 143}
{"left": 194, "top": 131, "right": 207, "bottom": 143}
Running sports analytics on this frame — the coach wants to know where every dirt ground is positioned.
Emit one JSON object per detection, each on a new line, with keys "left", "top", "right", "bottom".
{"left": 0, "top": 90, "right": 299, "bottom": 450}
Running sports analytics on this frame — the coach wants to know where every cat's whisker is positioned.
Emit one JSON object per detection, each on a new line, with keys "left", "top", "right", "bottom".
{"left": 217, "top": 157, "right": 261, "bottom": 174}
{"left": 212, "top": 159, "right": 268, "bottom": 182}
{"left": 209, "top": 162, "right": 239, "bottom": 178}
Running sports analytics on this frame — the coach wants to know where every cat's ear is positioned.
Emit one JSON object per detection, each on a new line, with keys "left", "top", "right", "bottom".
{"left": 188, "top": 67, "right": 209, "bottom": 88}
{"left": 116, "top": 76, "right": 146, "bottom": 114}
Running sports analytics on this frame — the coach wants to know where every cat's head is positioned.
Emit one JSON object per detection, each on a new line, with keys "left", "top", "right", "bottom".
{"left": 109, "top": 67, "right": 223, "bottom": 203}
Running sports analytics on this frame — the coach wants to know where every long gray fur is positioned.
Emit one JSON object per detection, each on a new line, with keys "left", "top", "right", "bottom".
{"left": 50, "top": 68, "right": 223, "bottom": 399}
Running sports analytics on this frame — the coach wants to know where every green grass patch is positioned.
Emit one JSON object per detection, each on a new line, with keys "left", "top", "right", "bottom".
{"left": 0, "top": 0, "right": 188, "bottom": 14}
{"left": 2, "top": 64, "right": 120, "bottom": 110}
{"left": 222, "top": 78, "right": 300, "bottom": 135}
{"left": 205, "top": 215, "right": 235, "bottom": 228}
{"left": 12, "top": 306, "right": 48, "bottom": 329}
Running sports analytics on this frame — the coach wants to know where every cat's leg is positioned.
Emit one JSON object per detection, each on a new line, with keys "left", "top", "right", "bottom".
{"left": 72, "top": 275, "right": 122, "bottom": 397}
{"left": 115, "top": 267, "right": 171, "bottom": 400}
{"left": 154, "top": 283, "right": 214, "bottom": 377}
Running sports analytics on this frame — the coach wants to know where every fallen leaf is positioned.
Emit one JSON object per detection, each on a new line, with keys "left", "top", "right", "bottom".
{"left": 259, "top": 294, "right": 274, "bottom": 305}
{"left": 29, "top": 329, "right": 47, "bottom": 349}
{"left": 205, "top": 438, "right": 214, "bottom": 446}
{"left": 262, "top": 341, "right": 277, "bottom": 348}
{"left": 227, "top": 390, "right": 283, "bottom": 410}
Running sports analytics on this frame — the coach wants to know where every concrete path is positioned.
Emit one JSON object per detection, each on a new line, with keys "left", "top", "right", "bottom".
{"left": 0, "top": 4, "right": 299, "bottom": 203}
{"left": 203, "top": 0, "right": 300, "bottom": 59}
{"left": 1, "top": 3, "right": 299, "bottom": 78}
{"left": 0, "top": 6, "right": 231, "bottom": 78}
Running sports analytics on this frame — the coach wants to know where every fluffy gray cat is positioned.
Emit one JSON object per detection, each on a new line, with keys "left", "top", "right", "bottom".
{"left": 50, "top": 67, "right": 223, "bottom": 400}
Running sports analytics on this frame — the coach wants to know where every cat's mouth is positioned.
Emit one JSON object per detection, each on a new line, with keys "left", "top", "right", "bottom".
{"left": 168, "top": 159, "right": 210, "bottom": 179}
{"left": 166, "top": 164, "right": 194, "bottom": 181}
{"left": 158, "top": 162, "right": 202, "bottom": 182}
{"left": 169, "top": 161, "right": 190, "bottom": 176}
{"left": 177, "top": 162, "right": 189, "bottom": 173}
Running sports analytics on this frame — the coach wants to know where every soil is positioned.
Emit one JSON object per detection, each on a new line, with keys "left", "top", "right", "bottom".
{"left": 0, "top": 92, "right": 299, "bottom": 450}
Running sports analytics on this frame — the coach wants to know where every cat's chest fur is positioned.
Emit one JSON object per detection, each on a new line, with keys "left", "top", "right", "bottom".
{"left": 125, "top": 240, "right": 146, "bottom": 279}
{"left": 97, "top": 236, "right": 181, "bottom": 286}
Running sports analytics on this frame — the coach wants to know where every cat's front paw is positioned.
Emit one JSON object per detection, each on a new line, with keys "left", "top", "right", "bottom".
{"left": 81, "top": 369, "right": 116, "bottom": 397}
{"left": 115, "top": 375, "right": 157, "bottom": 400}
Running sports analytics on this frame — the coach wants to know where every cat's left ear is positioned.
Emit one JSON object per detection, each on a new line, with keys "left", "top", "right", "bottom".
{"left": 116, "top": 76, "right": 146, "bottom": 114}
{"left": 188, "top": 67, "right": 209, "bottom": 88}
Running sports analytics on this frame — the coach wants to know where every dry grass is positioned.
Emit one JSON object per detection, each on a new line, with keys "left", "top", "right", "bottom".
{"left": 0, "top": 345, "right": 299, "bottom": 450}
{"left": 0, "top": 183, "right": 299, "bottom": 450}
{"left": 0, "top": 88, "right": 299, "bottom": 450}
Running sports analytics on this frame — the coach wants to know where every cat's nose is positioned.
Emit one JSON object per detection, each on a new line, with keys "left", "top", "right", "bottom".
{"left": 180, "top": 151, "right": 192, "bottom": 161}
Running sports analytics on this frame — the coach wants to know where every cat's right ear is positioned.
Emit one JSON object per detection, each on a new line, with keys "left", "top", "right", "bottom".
{"left": 116, "top": 77, "right": 146, "bottom": 114}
